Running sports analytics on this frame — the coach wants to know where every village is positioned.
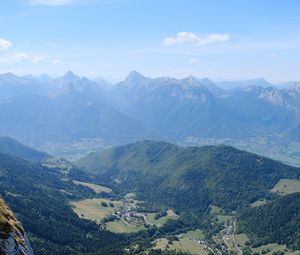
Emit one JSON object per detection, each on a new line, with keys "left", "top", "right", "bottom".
{"left": 112, "top": 199, "right": 236, "bottom": 255}
{"left": 113, "top": 200, "right": 236, "bottom": 254}
{"left": 114, "top": 201, "right": 148, "bottom": 228}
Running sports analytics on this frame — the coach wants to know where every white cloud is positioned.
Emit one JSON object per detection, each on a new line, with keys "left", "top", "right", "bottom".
{"left": 164, "top": 32, "right": 229, "bottom": 47}
{"left": 30, "top": 0, "right": 75, "bottom": 6}
{"left": 32, "top": 55, "right": 46, "bottom": 63}
{"left": 52, "top": 58, "right": 62, "bottom": 64}
{"left": 269, "top": 53, "right": 276, "bottom": 58}
{"left": 189, "top": 58, "right": 199, "bottom": 64}
{"left": 14, "top": 52, "right": 30, "bottom": 61}
{"left": 14, "top": 52, "right": 46, "bottom": 63}
{"left": 0, "top": 38, "right": 13, "bottom": 51}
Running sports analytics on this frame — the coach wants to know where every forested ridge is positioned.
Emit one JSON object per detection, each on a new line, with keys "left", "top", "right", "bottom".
{"left": 1, "top": 138, "right": 300, "bottom": 254}
{"left": 77, "top": 140, "right": 300, "bottom": 211}
{"left": 237, "top": 193, "right": 300, "bottom": 250}
{"left": 0, "top": 152, "right": 129, "bottom": 255}
{"left": 0, "top": 136, "right": 50, "bottom": 162}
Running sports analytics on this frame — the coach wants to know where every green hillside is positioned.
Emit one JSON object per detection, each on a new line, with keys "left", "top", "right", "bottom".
{"left": 76, "top": 141, "right": 300, "bottom": 211}
{"left": 0, "top": 136, "right": 50, "bottom": 162}
{"left": 0, "top": 153, "right": 129, "bottom": 255}
{"left": 237, "top": 193, "right": 300, "bottom": 250}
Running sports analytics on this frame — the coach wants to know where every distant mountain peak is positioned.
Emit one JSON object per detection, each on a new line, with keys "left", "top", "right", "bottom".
{"left": 0, "top": 72, "right": 29, "bottom": 85}
{"left": 186, "top": 75, "right": 201, "bottom": 84}
{"left": 94, "top": 77, "right": 112, "bottom": 87}
{"left": 1, "top": 72, "right": 18, "bottom": 79}
{"left": 181, "top": 76, "right": 207, "bottom": 89}
{"left": 95, "top": 76, "right": 106, "bottom": 82}
{"left": 187, "top": 75, "right": 198, "bottom": 80}
{"left": 200, "top": 77, "right": 212, "bottom": 83}
{"left": 40, "top": 74, "right": 51, "bottom": 80}
{"left": 3, "top": 72, "right": 15, "bottom": 76}
{"left": 62, "top": 71, "right": 80, "bottom": 83}
{"left": 183, "top": 76, "right": 216, "bottom": 87}
{"left": 64, "top": 70, "right": 77, "bottom": 78}
{"left": 287, "top": 82, "right": 300, "bottom": 94}
{"left": 125, "top": 71, "right": 146, "bottom": 83}
{"left": 293, "top": 82, "right": 300, "bottom": 88}
{"left": 216, "top": 78, "right": 274, "bottom": 90}
{"left": 181, "top": 76, "right": 224, "bottom": 96}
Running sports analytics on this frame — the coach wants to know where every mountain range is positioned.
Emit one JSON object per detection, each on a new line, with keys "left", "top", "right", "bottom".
{"left": 0, "top": 136, "right": 300, "bottom": 254}
{"left": 0, "top": 71, "right": 299, "bottom": 164}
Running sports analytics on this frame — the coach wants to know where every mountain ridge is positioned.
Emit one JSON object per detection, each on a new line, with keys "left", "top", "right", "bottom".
{"left": 0, "top": 136, "right": 50, "bottom": 162}
{"left": 0, "top": 71, "right": 299, "bottom": 164}
{"left": 76, "top": 140, "right": 300, "bottom": 211}
{"left": 238, "top": 193, "right": 300, "bottom": 250}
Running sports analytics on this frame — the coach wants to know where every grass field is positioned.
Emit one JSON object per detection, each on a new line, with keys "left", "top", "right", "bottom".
{"left": 250, "top": 199, "right": 268, "bottom": 208}
{"left": 146, "top": 209, "right": 179, "bottom": 226}
{"left": 106, "top": 220, "right": 146, "bottom": 233}
{"left": 224, "top": 234, "right": 240, "bottom": 255}
{"left": 209, "top": 205, "right": 232, "bottom": 223}
{"left": 73, "top": 180, "right": 112, "bottom": 193}
{"left": 234, "top": 233, "right": 249, "bottom": 247}
{"left": 181, "top": 229, "right": 205, "bottom": 240}
{"left": 71, "top": 197, "right": 148, "bottom": 233}
{"left": 154, "top": 237, "right": 208, "bottom": 255}
{"left": 70, "top": 198, "right": 121, "bottom": 223}
{"left": 271, "top": 179, "right": 300, "bottom": 195}
{"left": 233, "top": 234, "right": 300, "bottom": 255}
{"left": 216, "top": 214, "right": 233, "bottom": 223}
{"left": 252, "top": 243, "right": 300, "bottom": 255}
{"left": 210, "top": 205, "right": 222, "bottom": 214}
{"left": 71, "top": 197, "right": 180, "bottom": 233}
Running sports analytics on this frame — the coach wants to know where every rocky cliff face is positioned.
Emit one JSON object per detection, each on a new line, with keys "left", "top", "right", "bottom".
{"left": 0, "top": 198, "right": 33, "bottom": 255}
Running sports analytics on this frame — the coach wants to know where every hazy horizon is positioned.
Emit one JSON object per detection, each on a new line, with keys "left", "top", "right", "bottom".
{"left": 1, "top": 0, "right": 300, "bottom": 82}
{"left": 0, "top": 69, "right": 298, "bottom": 85}
{"left": 1, "top": 2, "right": 300, "bottom": 254}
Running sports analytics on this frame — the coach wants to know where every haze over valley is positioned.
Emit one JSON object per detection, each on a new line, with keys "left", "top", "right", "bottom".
{"left": 0, "top": 71, "right": 299, "bottom": 166}
{"left": 0, "top": 1, "right": 300, "bottom": 255}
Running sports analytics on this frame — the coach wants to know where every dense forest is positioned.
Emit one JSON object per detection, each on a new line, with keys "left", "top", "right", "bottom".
{"left": 76, "top": 141, "right": 300, "bottom": 211}
{"left": 0, "top": 152, "right": 131, "bottom": 255}
{"left": 0, "top": 143, "right": 211, "bottom": 255}
{"left": 1, "top": 138, "right": 300, "bottom": 254}
{"left": 237, "top": 193, "right": 300, "bottom": 250}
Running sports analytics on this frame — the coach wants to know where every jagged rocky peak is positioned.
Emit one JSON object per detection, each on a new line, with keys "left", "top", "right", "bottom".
{"left": 0, "top": 72, "right": 18, "bottom": 79}
{"left": 183, "top": 76, "right": 218, "bottom": 89}
{"left": 0, "top": 198, "right": 33, "bottom": 255}
{"left": 0, "top": 73, "right": 21, "bottom": 84}
{"left": 62, "top": 71, "right": 81, "bottom": 83}
{"left": 125, "top": 71, "right": 146, "bottom": 83}
{"left": 258, "top": 88, "right": 287, "bottom": 106}
{"left": 288, "top": 82, "right": 300, "bottom": 94}
{"left": 39, "top": 74, "right": 52, "bottom": 83}
{"left": 184, "top": 75, "right": 204, "bottom": 87}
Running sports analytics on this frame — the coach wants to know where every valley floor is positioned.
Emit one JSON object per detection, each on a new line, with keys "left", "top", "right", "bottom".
{"left": 68, "top": 179, "right": 300, "bottom": 255}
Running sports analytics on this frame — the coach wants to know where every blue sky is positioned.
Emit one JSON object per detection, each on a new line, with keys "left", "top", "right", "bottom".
{"left": 0, "top": 0, "right": 300, "bottom": 82}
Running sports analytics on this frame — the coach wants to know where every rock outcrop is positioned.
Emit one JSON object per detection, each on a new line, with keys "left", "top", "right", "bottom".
{"left": 0, "top": 198, "right": 33, "bottom": 255}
